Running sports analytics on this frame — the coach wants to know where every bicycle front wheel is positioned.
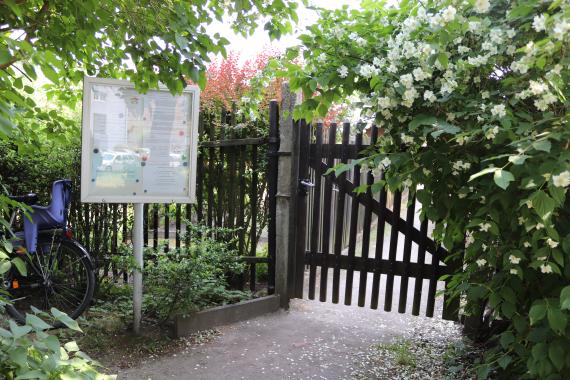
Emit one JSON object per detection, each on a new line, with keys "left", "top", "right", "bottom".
{"left": 5, "top": 234, "right": 96, "bottom": 326}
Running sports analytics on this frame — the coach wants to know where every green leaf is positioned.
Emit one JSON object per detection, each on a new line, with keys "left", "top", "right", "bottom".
{"left": 560, "top": 286, "right": 570, "bottom": 310}
{"left": 498, "top": 355, "right": 512, "bottom": 369}
{"left": 547, "top": 308, "right": 567, "bottom": 335}
{"left": 44, "top": 335, "right": 61, "bottom": 352}
{"left": 508, "top": 155, "right": 529, "bottom": 165}
{"left": 64, "top": 340, "right": 80, "bottom": 352}
{"left": 51, "top": 308, "right": 82, "bottom": 332}
{"left": 437, "top": 53, "right": 449, "bottom": 69}
{"left": 529, "top": 303, "right": 546, "bottom": 325}
{"left": 548, "top": 341, "right": 565, "bottom": 371}
{"left": 469, "top": 167, "right": 498, "bottom": 182}
{"left": 25, "top": 314, "right": 53, "bottom": 330}
{"left": 494, "top": 170, "right": 515, "bottom": 190}
{"left": 508, "top": 4, "right": 534, "bottom": 19}
{"left": 499, "top": 332, "right": 515, "bottom": 348}
{"left": 3, "top": 239, "right": 13, "bottom": 252}
{"left": 0, "top": 260, "right": 11, "bottom": 274}
{"left": 476, "top": 364, "right": 490, "bottom": 380}
{"left": 14, "top": 370, "right": 49, "bottom": 379}
{"left": 549, "top": 186, "right": 566, "bottom": 206}
{"left": 0, "top": 49, "right": 12, "bottom": 65}
{"left": 308, "top": 79, "right": 317, "bottom": 92}
{"left": 531, "top": 191, "right": 556, "bottom": 220}
{"left": 552, "top": 250, "right": 564, "bottom": 266}
{"left": 41, "top": 64, "right": 60, "bottom": 84}
{"left": 532, "top": 140, "right": 551, "bottom": 153}
{"left": 174, "top": 33, "right": 189, "bottom": 49}
{"left": 9, "top": 320, "right": 32, "bottom": 339}
{"left": 11, "top": 256, "right": 27, "bottom": 276}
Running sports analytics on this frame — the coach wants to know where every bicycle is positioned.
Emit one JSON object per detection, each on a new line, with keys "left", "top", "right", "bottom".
{"left": 2, "top": 179, "right": 96, "bottom": 325}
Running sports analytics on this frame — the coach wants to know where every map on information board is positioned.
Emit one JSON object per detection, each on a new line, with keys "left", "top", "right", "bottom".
{"left": 81, "top": 77, "right": 200, "bottom": 203}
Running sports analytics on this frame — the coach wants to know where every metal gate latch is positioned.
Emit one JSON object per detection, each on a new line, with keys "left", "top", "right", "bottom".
{"left": 299, "top": 179, "right": 315, "bottom": 195}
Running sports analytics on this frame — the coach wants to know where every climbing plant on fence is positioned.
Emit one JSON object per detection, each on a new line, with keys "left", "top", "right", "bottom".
{"left": 285, "top": 0, "right": 570, "bottom": 378}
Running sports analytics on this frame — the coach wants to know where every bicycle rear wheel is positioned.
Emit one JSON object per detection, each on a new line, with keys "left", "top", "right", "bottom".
{"left": 5, "top": 233, "right": 95, "bottom": 326}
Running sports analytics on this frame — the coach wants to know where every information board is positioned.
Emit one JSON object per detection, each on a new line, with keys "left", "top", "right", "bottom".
{"left": 81, "top": 77, "right": 200, "bottom": 203}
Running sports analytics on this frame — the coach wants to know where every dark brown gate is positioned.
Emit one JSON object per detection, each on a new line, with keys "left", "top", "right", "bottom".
{"left": 293, "top": 121, "right": 459, "bottom": 320}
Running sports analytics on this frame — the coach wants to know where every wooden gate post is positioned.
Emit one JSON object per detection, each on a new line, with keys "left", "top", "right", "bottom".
{"left": 274, "top": 83, "right": 301, "bottom": 308}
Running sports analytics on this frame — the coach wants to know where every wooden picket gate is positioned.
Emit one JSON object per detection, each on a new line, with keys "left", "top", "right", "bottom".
{"left": 292, "top": 121, "right": 459, "bottom": 320}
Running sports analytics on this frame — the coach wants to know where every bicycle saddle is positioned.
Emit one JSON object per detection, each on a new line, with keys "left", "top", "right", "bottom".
{"left": 9, "top": 193, "right": 38, "bottom": 205}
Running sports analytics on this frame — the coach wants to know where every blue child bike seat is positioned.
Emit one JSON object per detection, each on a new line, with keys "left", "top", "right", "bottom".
{"left": 23, "top": 179, "right": 72, "bottom": 253}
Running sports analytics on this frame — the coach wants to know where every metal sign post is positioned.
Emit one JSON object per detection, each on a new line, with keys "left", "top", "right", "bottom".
{"left": 132, "top": 203, "right": 144, "bottom": 334}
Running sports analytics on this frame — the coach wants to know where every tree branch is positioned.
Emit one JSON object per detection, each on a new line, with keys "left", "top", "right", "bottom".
{"left": 0, "top": 0, "right": 50, "bottom": 71}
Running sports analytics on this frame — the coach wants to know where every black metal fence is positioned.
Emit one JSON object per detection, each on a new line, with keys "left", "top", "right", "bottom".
{"left": 69, "top": 104, "right": 280, "bottom": 294}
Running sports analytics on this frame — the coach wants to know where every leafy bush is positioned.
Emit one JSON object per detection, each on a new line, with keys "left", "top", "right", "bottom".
{"left": 286, "top": 0, "right": 570, "bottom": 378}
{"left": 0, "top": 304, "right": 114, "bottom": 379}
{"left": 112, "top": 225, "right": 249, "bottom": 321}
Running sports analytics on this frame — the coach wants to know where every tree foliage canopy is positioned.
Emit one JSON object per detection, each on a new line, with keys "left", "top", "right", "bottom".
{"left": 0, "top": 0, "right": 300, "bottom": 149}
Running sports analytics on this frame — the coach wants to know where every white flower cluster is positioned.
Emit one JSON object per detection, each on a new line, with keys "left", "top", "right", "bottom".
{"left": 359, "top": 63, "right": 379, "bottom": 78}
{"left": 349, "top": 32, "right": 366, "bottom": 47}
{"left": 540, "top": 264, "right": 553, "bottom": 274}
{"left": 451, "top": 160, "right": 471, "bottom": 176}
{"left": 401, "top": 133, "right": 414, "bottom": 145}
{"left": 546, "top": 238, "right": 559, "bottom": 249}
{"left": 508, "top": 255, "right": 521, "bottom": 265}
{"left": 484, "top": 125, "right": 499, "bottom": 140}
{"left": 474, "top": 0, "right": 490, "bottom": 13}
{"left": 476, "top": 258, "right": 487, "bottom": 267}
{"left": 490, "top": 104, "right": 506, "bottom": 118}
{"left": 479, "top": 222, "right": 491, "bottom": 232}
{"left": 552, "top": 171, "right": 570, "bottom": 187}
{"left": 515, "top": 78, "right": 560, "bottom": 111}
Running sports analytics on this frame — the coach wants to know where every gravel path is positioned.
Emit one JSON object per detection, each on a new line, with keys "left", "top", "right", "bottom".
{"left": 117, "top": 298, "right": 462, "bottom": 380}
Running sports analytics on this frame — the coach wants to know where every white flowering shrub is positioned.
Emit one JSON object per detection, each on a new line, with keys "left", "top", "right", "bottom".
{"left": 285, "top": 0, "right": 570, "bottom": 378}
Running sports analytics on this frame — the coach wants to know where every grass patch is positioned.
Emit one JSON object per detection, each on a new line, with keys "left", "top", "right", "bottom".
{"left": 376, "top": 339, "right": 417, "bottom": 368}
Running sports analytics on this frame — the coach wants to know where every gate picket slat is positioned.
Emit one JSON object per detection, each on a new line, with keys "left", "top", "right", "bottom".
{"left": 426, "top": 244, "right": 443, "bottom": 317}
{"left": 143, "top": 204, "right": 148, "bottom": 247}
{"left": 217, "top": 143, "right": 224, "bottom": 227}
{"left": 370, "top": 174, "right": 388, "bottom": 309}
{"left": 249, "top": 144, "right": 259, "bottom": 292}
{"left": 319, "top": 123, "right": 337, "bottom": 302}
{"left": 384, "top": 190, "right": 402, "bottom": 312}
{"left": 207, "top": 120, "right": 215, "bottom": 228}
{"left": 185, "top": 204, "right": 191, "bottom": 247}
{"left": 153, "top": 203, "right": 158, "bottom": 250}
{"left": 164, "top": 203, "right": 170, "bottom": 252}
{"left": 308, "top": 123, "right": 324, "bottom": 300}
{"left": 175, "top": 203, "right": 181, "bottom": 249}
{"left": 344, "top": 131, "right": 362, "bottom": 306}
{"left": 228, "top": 110, "right": 237, "bottom": 230}
{"left": 237, "top": 144, "right": 246, "bottom": 255}
{"left": 196, "top": 115, "right": 204, "bottom": 223}
{"left": 398, "top": 190, "right": 416, "bottom": 313}
{"left": 122, "top": 204, "right": 128, "bottom": 282}
{"left": 332, "top": 122, "right": 350, "bottom": 304}
{"left": 294, "top": 120, "right": 311, "bottom": 298}
{"left": 358, "top": 126, "right": 378, "bottom": 307}
{"left": 412, "top": 219, "right": 429, "bottom": 316}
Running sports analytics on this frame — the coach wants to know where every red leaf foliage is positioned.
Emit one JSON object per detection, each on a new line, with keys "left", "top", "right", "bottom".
{"left": 200, "top": 49, "right": 283, "bottom": 111}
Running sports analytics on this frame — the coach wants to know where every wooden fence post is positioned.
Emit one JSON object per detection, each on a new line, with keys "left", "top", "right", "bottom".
{"left": 275, "top": 82, "right": 300, "bottom": 308}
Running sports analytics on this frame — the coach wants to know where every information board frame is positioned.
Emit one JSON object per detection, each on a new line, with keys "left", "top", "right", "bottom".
{"left": 80, "top": 77, "right": 200, "bottom": 204}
